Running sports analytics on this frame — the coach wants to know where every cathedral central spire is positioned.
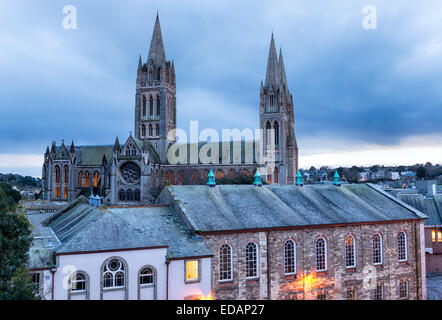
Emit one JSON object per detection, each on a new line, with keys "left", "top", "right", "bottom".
{"left": 148, "top": 14, "right": 166, "bottom": 67}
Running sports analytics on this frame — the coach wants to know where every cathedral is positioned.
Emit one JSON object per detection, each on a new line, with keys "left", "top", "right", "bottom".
{"left": 41, "top": 15, "right": 299, "bottom": 204}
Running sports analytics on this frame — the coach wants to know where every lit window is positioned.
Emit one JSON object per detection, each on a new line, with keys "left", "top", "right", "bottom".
{"left": 317, "top": 293, "right": 327, "bottom": 300}
{"left": 398, "top": 232, "right": 407, "bottom": 261}
{"left": 438, "top": 229, "right": 442, "bottom": 243}
{"left": 432, "top": 229, "right": 436, "bottom": 242}
{"left": 284, "top": 240, "right": 296, "bottom": 275}
{"left": 246, "top": 242, "right": 258, "bottom": 279}
{"left": 345, "top": 234, "right": 356, "bottom": 268}
{"left": 185, "top": 260, "right": 199, "bottom": 282}
{"left": 219, "top": 244, "right": 232, "bottom": 281}
{"left": 140, "top": 267, "right": 154, "bottom": 285}
{"left": 316, "top": 237, "right": 327, "bottom": 271}
{"left": 103, "top": 259, "right": 125, "bottom": 289}
{"left": 399, "top": 281, "right": 408, "bottom": 299}
{"left": 372, "top": 234, "right": 383, "bottom": 265}
{"left": 71, "top": 273, "right": 86, "bottom": 292}
{"left": 374, "top": 285, "right": 384, "bottom": 300}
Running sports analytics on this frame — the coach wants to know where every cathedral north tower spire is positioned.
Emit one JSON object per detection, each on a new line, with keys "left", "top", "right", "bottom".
{"left": 135, "top": 14, "right": 176, "bottom": 163}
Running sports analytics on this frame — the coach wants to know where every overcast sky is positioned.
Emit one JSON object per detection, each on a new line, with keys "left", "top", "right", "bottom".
{"left": 1, "top": 0, "right": 442, "bottom": 177}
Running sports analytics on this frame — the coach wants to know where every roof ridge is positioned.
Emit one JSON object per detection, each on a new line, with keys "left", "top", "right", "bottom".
{"left": 366, "top": 183, "right": 428, "bottom": 219}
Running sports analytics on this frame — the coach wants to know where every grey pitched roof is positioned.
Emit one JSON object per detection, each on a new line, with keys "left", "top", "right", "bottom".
{"left": 397, "top": 194, "right": 442, "bottom": 225}
{"left": 167, "top": 184, "right": 427, "bottom": 233}
{"left": 39, "top": 197, "right": 211, "bottom": 258}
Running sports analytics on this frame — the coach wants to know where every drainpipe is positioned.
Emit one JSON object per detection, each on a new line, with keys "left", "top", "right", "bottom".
{"left": 166, "top": 259, "right": 170, "bottom": 300}
{"left": 50, "top": 268, "right": 57, "bottom": 300}
{"left": 266, "top": 231, "right": 271, "bottom": 300}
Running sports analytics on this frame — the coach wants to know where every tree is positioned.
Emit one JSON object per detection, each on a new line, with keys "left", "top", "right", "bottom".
{"left": 416, "top": 166, "right": 427, "bottom": 180}
{"left": 0, "top": 184, "right": 36, "bottom": 300}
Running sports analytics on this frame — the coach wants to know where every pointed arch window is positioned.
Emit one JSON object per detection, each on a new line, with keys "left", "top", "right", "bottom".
{"left": 156, "top": 95, "right": 160, "bottom": 116}
{"left": 155, "top": 124, "right": 160, "bottom": 137}
{"left": 398, "top": 232, "right": 407, "bottom": 262}
{"left": 372, "top": 233, "right": 383, "bottom": 265}
{"left": 246, "top": 242, "right": 258, "bottom": 279}
{"left": 118, "top": 189, "right": 126, "bottom": 201}
{"left": 93, "top": 172, "right": 100, "bottom": 188}
{"left": 149, "top": 124, "right": 153, "bottom": 137}
{"left": 149, "top": 96, "right": 154, "bottom": 116}
{"left": 85, "top": 172, "right": 90, "bottom": 187}
{"left": 265, "top": 121, "right": 272, "bottom": 146}
{"left": 284, "top": 239, "right": 296, "bottom": 275}
{"left": 134, "top": 189, "right": 140, "bottom": 202}
{"left": 219, "top": 244, "right": 232, "bottom": 281}
{"left": 55, "top": 166, "right": 60, "bottom": 183}
{"left": 142, "top": 96, "right": 147, "bottom": 117}
{"left": 126, "top": 189, "right": 133, "bottom": 202}
{"left": 273, "top": 121, "right": 279, "bottom": 146}
{"left": 345, "top": 234, "right": 356, "bottom": 268}
{"left": 142, "top": 124, "right": 146, "bottom": 137}
{"left": 316, "top": 237, "right": 327, "bottom": 271}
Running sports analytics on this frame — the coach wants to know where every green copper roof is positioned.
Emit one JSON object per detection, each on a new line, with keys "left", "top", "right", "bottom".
{"left": 207, "top": 169, "right": 216, "bottom": 187}
{"left": 253, "top": 171, "right": 263, "bottom": 186}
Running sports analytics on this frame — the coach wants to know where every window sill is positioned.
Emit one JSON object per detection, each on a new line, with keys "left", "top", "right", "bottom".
{"left": 399, "top": 261, "right": 408, "bottom": 266}
{"left": 185, "top": 279, "right": 201, "bottom": 284}
{"left": 140, "top": 283, "right": 154, "bottom": 288}
{"left": 374, "top": 264, "right": 384, "bottom": 270}
{"left": 345, "top": 267, "right": 356, "bottom": 273}
{"left": 70, "top": 290, "right": 86, "bottom": 295}
{"left": 316, "top": 271, "right": 328, "bottom": 276}
{"left": 103, "top": 286, "right": 125, "bottom": 292}
{"left": 245, "top": 277, "right": 259, "bottom": 283}
{"left": 284, "top": 274, "right": 297, "bottom": 280}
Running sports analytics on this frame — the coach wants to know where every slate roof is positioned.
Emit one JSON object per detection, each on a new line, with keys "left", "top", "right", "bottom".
{"left": 397, "top": 194, "right": 442, "bottom": 226}
{"left": 36, "top": 196, "right": 211, "bottom": 258}
{"left": 167, "top": 184, "right": 427, "bottom": 233}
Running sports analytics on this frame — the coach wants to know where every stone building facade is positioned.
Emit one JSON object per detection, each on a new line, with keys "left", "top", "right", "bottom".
{"left": 156, "top": 183, "right": 428, "bottom": 300}
{"left": 41, "top": 14, "right": 298, "bottom": 204}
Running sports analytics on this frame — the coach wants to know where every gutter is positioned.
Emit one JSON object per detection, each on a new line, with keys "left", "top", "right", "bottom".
{"left": 266, "top": 231, "right": 271, "bottom": 300}
{"left": 166, "top": 259, "right": 170, "bottom": 300}
{"left": 50, "top": 268, "right": 57, "bottom": 300}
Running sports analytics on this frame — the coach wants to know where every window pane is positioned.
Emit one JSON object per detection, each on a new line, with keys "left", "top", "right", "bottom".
{"left": 186, "top": 260, "right": 199, "bottom": 281}
{"left": 432, "top": 229, "right": 436, "bottom": 242}
{"left": 438, "top": 230, "right": 442, "bottom": 243}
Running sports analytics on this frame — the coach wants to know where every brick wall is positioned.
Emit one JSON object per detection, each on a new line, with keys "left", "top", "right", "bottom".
{"left": 203, "top": 221, "right": 423, "bottom": 300}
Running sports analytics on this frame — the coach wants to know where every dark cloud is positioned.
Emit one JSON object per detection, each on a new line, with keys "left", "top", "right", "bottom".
{"left": 0, "top": 0, "right": 441, "bottom": 157}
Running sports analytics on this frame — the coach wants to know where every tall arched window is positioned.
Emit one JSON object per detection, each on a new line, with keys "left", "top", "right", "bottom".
{"left": 142, "top": 124, "right": 146, "bottom": 137}
{"left": 398, "top": 232, "right": 407, "bottom": 261}
{"left": 273, "top": 121, "right": 279, "bottom": 146}
{"left": 156, "top": 95, "right": 160, "bottom": 115}
{"left": 219, "top": 244, "right": 232, "bottom": 281}
{"left": 345, "top": 234, "right": 356, "bottom": 268}
{"left": 71, "top": 273, "right": 86, "bottom": 292}
{"left": 102, "top": 259, "right": 125, "bottom": 289}
{"left": 265, "top": 121, "right": 271, "bottom": 145}
{"left": 55, "top": 166, "right": 60, "bottom": 183}
{"left": 142, "top": 96, "right": 146, "bottom": 117}
{"left": 54, "top": 186, "right": 60, "bottom": 199}
{"left": 155, "top": 124, "right": 159, "bottom": 137}
{"left": 245, "top": 242, "right": 258, "bottom": 279}
{"left": 316, "top": 237, "right": 327, "bottom": 271}
{"left": 372, "top": 233, "right": 383, "bottom": 265}
{"left": 64, "top": 166, "right": 69, "bottom": 183}
{"left": 139, "top": 267, "right": 154, "bottom": 285}
{"left": 216, "top": 169, "right": 224, "bottom": 179}
{"left": 126, "top": 189, "right": 133, "bottom": 202}
{"left": 93, "top": 172, "right": 100, "bottom": 188}
{"left": 118, "top": 189, "right": 125, "bottom": 201}
{"left": 149, "top": 124, "right": 153, "bottom": 136}
{"left": 85, "top": 171, "right": 90, "bottom": 187}
{"left": 134, "top": 189, "right": 140, "bottom": 202}
{"left": 63, "top": 186, "right": 68, "bottom": 200}
{"left": 78, "top": 171, "right": 83, "bottom": 188}
{"left": 274, "top": 168, "right": 279, "bottom": 184}
{"left": 284, "top": 239, "right": 296, "bottom": 275}
{"left": 149, "top": 96, "right": 154, "bottom": 116}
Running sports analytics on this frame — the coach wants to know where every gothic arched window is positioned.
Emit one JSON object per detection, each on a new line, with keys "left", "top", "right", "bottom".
{"left": 155, "top": 124, "right": 159, "bottom": 137}
{"left": 219, "top": 244, "right": 232, "bottom": 281}
{"left": 134, "top": 189, "right": 140, "bottom": 202}
{"left": 156, "top": 95, "right": 160, "bottom": 116}
{"left": 398, "top": 232, "right": 407, "bottom": 261}
{"left": 55, "top": 166, "right": 60, "bottom": 183}
{"left": 118, "top": 189, "right": 125, "bottom": 201}
{"left": 126, "top": 189, "right": 133, "bottom": 202}
{"left": 216, "top": 169, "right": 224, "bottom": 179}
{"left": 85, "top": 172, "right": 90, "bottom": 187}
{"left": 273, "top": 121, "right": 279, "bottom": 146}
{"left": 246, "top": 242, "right": 258, "bottom": 279}
{"left": 372, "top": 233, "right": 383, "bottom": 265}
{"left": 345, "top": 234, "right": 356, "bottom": 268}
{"left": 142, "top": 124, "right": 146, "bottom": 137}
{"left": 284, "top": 239, "right": 296, "bottom": 275}
{"left": 274, "top": 167, "right": 279, "bottom": 184}
{"left": 93, "top": 172, "right": 100, "bottom": 188}
{"left": 316, "top": 237, "right": 327, "bottom": 271}
{"left": 149, "top": 96, "right": 154, "bottom": 116}
{"left": 149, "top": 124, "right": 153, "bottom": 137}
{"left": 265, "top": 121, "right": 272, "bottom": 146}
{"left": 142, "top": 96, "right": 146, "bottom": 117}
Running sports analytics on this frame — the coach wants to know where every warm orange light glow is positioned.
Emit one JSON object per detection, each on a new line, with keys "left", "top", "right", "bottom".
{"left": 303, "top": 274, "right": 315, "bottom": 286}
{"left": 199, "top": 291, "right": 213, "bottom": 300}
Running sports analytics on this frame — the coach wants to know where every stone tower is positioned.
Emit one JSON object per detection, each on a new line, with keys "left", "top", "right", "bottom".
{"left": 259, "top": 34, "right": 298, "bottom": 184}
{"left": 135, "top": 14, "right": 176, "bottom": 163}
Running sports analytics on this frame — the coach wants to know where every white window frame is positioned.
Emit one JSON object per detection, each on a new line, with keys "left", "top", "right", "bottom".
{"left": 71, "top": 273, "right": 86, "bottom": 293}
{"left": 284, "top": 239, "right": 296, "bottom": 275}
{"left": 316, "top": 237, "right": 327, "bottom": 271}
{"left": 103, "top": 259, "right": 125, "bottom": 290}
{"left": 245, "top": 242, "right": 259, "bottom": 279}
{"left": 398, "top": 232, "right": 408, "bottom": 262}
{"left": 345, "top": 234, "right": 356, "bottom": 268}
{"left": 372, "top": 233, "right": 383, "bottom": 265}
{"left": 219, "top": 244, "right": 233, "bottom": 282}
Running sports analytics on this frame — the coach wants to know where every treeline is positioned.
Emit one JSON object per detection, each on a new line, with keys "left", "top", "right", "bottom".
{"left": 0, "top": 173, "right": 41, "bottom": 189}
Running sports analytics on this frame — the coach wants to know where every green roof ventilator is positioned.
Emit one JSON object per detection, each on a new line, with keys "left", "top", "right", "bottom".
{"left": 207, "top": 169, "right": 216, "bottom": 187}
{"left": 295, "top": 171, "right": 304, "bottom": 186}
{"left": 333, "top": 170, "right": 341, "bottom": 186}
{"left": 253, "top": 170, "right": 263, "bottom": 187}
